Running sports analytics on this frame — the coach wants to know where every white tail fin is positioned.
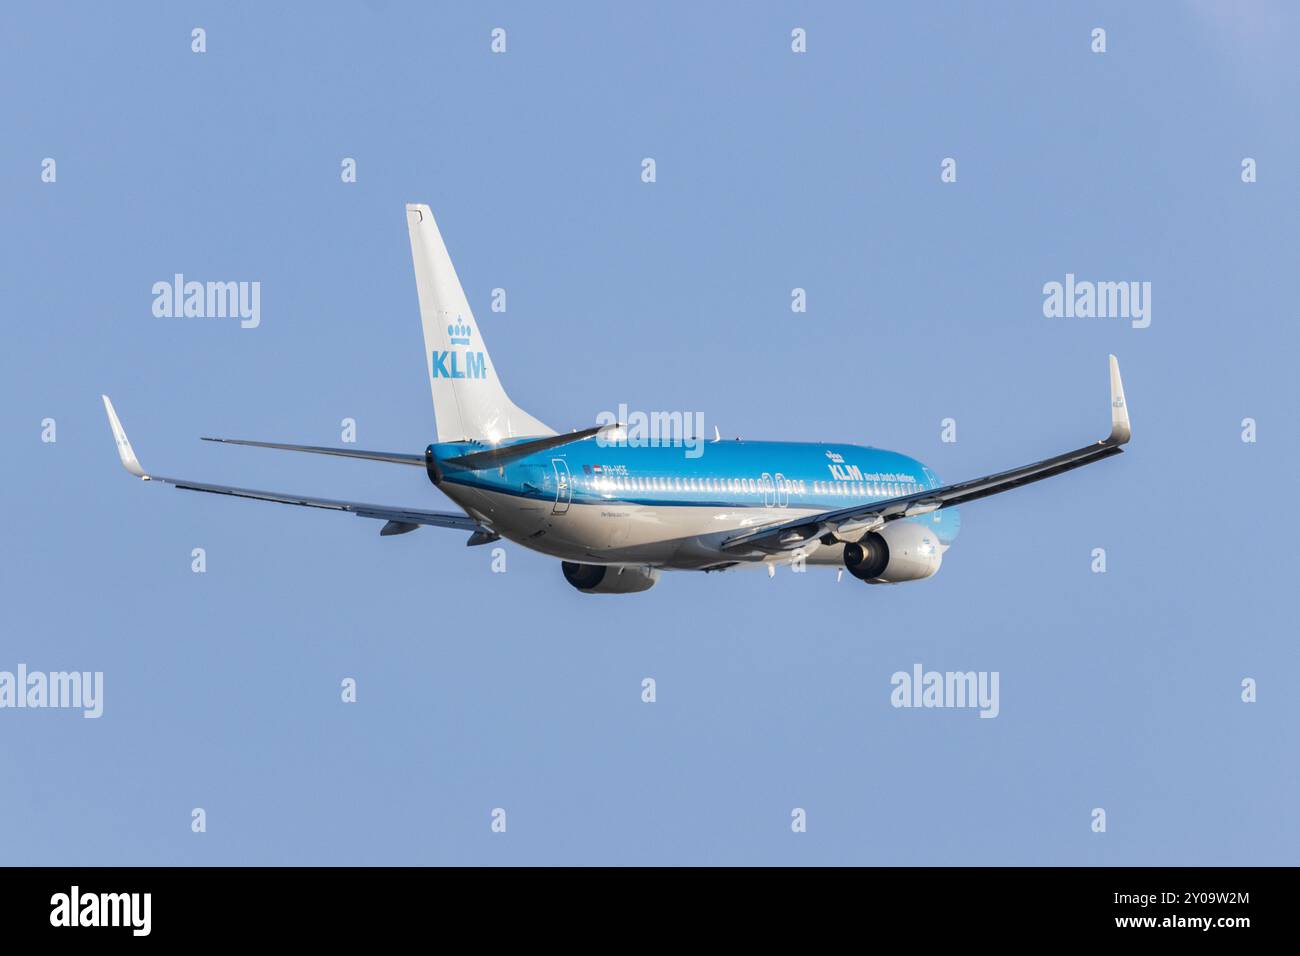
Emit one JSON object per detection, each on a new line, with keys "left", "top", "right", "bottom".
{"left": 406, "top": 204, "right": 554, "bottom": 442}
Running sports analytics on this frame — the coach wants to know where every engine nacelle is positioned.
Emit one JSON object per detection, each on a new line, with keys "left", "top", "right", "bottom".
{"left": 562, "top": 562, "right": 660, "bottom": 594}
{"left": 843, "top": 521, "right": 942, "bottom": 584}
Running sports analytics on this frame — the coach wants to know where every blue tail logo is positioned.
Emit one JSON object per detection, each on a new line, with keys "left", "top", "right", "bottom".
{"left": 432, "top": 350, "right": 487, "bottom": 379}
{"left": 432, "top": 314, "right": 486, "bottom": 379}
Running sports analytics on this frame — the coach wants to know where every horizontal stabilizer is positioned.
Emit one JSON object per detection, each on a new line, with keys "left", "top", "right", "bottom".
{"left": 441, "top": 423, "right": 621, "bottom": 471}
{"left": 202, "top": 437, "right": 424, "bottom": 466}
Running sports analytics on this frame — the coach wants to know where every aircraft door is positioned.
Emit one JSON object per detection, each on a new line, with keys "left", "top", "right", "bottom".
{"left": 551, "top": 458, "right": 571, "bottom": 514}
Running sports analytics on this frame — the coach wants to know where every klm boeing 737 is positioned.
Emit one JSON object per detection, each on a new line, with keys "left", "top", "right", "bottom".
{"left": 102, "top": 204, "right": 1132, "bottom": 594}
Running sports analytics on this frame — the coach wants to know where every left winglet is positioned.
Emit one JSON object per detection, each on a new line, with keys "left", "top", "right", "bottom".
{"left": 101, "top": 395, "right": 149, "bottom": 478}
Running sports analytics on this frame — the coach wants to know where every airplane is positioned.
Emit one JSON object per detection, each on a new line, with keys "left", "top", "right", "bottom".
{"left": 102, "top": 203, "right": 1132, "bottom": 594}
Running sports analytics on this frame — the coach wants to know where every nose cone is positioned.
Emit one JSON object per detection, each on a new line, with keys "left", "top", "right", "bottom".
{"left": 913, "top": 459, "right": 959, "bottom": 548}
{"left": 933, "top": 507, "right": 961, "bottom": 549}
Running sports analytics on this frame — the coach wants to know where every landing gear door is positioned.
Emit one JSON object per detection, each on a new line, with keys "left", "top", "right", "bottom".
{"left": 551, "top": 458, "right": 571, "bottom": 515}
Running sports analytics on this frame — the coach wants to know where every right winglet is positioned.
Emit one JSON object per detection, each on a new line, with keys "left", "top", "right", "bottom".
{"left": 1107, "top": 354, "right": 1131, "bottom": 445}
{"left": 101, "top": 395, "right": 149, "bottom": 478}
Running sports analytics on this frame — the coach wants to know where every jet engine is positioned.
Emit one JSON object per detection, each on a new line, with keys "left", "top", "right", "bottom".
{"left": 562, "top": 562, "right": 660, "bottom": 594}
{"left": 843, "top": 521, "right": 942, "bottom": 584}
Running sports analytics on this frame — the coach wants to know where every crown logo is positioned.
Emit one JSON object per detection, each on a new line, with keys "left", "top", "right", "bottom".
{"left": 447, "top": 315, "right": 473, "bottom": 346}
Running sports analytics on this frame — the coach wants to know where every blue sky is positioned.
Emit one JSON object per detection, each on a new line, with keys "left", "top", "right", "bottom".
{"left": 2, "top": 1, "right": 1296, "bottom": 865}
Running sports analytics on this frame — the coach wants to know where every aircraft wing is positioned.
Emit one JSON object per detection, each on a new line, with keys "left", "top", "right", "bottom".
{"left": 722, "top": 355, "right": 1132, "bottom": 554}
{"left": 103, "top": 396, "right": 481, "bottom": 538}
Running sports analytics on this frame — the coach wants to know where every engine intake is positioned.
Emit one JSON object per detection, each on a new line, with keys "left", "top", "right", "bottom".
{"left": 843, "top": 522, "right": 942, "bottom": 584}
{"left": 562, "top": 562, "right": 660, "bottom": 594}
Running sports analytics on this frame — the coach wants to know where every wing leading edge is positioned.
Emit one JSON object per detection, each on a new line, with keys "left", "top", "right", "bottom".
{"left": 102, "top": 397, "right": 481, "bottom": 537}
{"left": 723, "top": 355, "right": 1132, "bottom": 554}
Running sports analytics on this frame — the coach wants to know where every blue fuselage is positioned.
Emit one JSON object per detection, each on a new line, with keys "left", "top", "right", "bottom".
{"left": 430, "top": 438, "right": 962, "bottom": 564}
